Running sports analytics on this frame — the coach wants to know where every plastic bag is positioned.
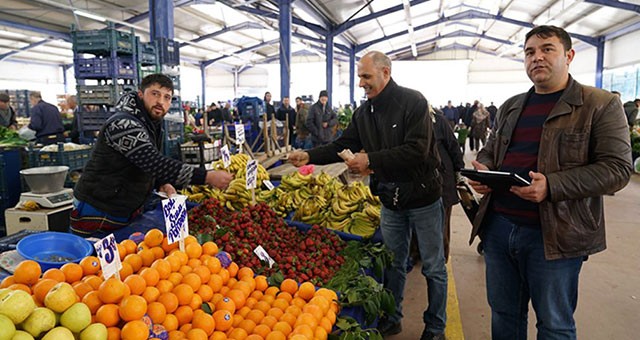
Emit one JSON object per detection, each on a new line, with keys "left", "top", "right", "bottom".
{"left": 17, "top": 126, "right": 36, "bottom": 141}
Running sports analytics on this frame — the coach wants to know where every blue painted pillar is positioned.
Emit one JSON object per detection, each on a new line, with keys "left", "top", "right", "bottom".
{"left": 62, "top": 65, "right": 70, "bottom": 94}
{"left": 149, "top": 0, "right": 174, "bottom": 40}
{"left": 326, "top": 34, "right": 333, "bottom": 108}
{"left": 595, "top": 36, "right": 605, "bottom": 88}
{"left": 279, "top": 0, "right": 292, "bottom": 99}
{"left": 349, "top": 45, "right": 356, "bottom": 107}
{"left": 200, "top": 63, "right": 206, "bottom": 109}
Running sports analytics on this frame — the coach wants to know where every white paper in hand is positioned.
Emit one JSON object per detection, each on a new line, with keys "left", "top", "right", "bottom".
{"left": 93, "top": 234, "right": 122, "bottom": 280}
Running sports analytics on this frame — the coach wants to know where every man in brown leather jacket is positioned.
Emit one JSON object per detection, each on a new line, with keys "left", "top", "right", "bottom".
{"left": 468, "top": 26, "right": 631, "bottom": 340}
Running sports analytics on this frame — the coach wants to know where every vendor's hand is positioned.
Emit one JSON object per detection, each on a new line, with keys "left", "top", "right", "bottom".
{"left": 288, "top": 151, "right": 309, "bottom": 167}
{"left": 345, "top": 152, "right": 369, "bottom": 175}
{"left": 206, "top": 170, "right": 233, "bottom": 190}
{"left": 158, "top": 183, "right": 177, "bottom": 197}
{"left": 510, "top": 171, "right": 547, "bottom": 203}
{"left": 469, "top": 160, "right": 492, "bottom": 195}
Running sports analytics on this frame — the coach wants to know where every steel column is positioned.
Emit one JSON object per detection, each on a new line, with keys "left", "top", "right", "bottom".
{"left": 595, "top": 37, "right": 605, "bottom": 88}
{"left": 279, "top": 0, "right": 292, "bottom": 99}
{"left": 201, "top": 63, "right": 207, "bottom": 109}
{"left": 149, "top": 0, "right": 174, "bottom": 41}
{"left": 349, "top": 46, "right": 356, "bottom": 108}
{"left": 326, "top": 35, "right": 334, "bottom": 109}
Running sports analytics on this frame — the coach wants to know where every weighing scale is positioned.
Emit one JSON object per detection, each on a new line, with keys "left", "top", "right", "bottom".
{"left": 19, "top": 188, "right": 74, "bottom": 209}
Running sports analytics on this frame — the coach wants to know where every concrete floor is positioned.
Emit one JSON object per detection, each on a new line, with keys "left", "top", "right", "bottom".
{"left": 387, "top": 151, "right": 640, "bottom": 340}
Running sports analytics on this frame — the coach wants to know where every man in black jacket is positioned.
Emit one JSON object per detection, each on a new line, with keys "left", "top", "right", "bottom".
{"left": 276, "top": 96, "right": 296, "bottom": 145}
{"left": 0, "top": 93, "right": 17, "bottom": 129}
{"left": 72, "top": 74, "right": 233, "bottom": 237}
{"left": 289, "top": 51, "right": 447, "bottom": 340}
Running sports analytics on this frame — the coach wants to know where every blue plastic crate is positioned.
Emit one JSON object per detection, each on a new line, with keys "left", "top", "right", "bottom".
{"left": 74, "top": 56, "right": 136, "bottom": 79}
{"left": 72, "top": 26, "right": 135, "bottom": 55}
{"left": 78, "top": 110, "right": 113, "bottom": 132}
{"left": 28, "top": 143, "right": 93, "bottom": 171}
{"left": 156, "top": 38, "right": 180, "bottom": 66}
{"left": 77, "top": 84, "right": 136, "bottom": 105}
{"left": 136, "top": 38, "right": 158, "bottom": 65}
{"left": 0, "top": 149, "right": 23, "bottom": 236}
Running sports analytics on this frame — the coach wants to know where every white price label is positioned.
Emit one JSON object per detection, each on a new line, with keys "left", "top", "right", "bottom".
{"left": 162, "top": 195, "right": 189, "bottom": 245}
{"left": 235, "top": 123, "right": 245, "bottom": 145}
{"left": 263, "top": 179, "right": 274, "bottom": 191}
{"left": 93, "top": 234, "right": 122, "bottom": 280}
{"left": 246, "top": 159, "right": 257, "bottom": 190}
{"left": 253, "top": 245, "right": 275, "bottom": 268}
{"left": 221, "top": 144, "right": 231, "bottom": 168}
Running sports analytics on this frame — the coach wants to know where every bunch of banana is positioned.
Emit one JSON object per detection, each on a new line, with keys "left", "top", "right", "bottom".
{"left": 279, "top": 171, "right": 313, "bottom": 191}
{"left": 217, "top": 178, "right": 253, "bottom": 211}
{"left": 180, "top": 185, "right": 219, "bottom": 203}
{"left": 211, "top": 153, "right": 270, "bottom": 187}
{"left": 293, "top": 196, "right": 328, "bottom": 224}
{"left": 344, "top": 210, "right": 378, "bottom": 237}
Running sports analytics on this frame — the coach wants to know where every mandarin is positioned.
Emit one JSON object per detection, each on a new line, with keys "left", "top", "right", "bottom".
{"left": 79, "top": 256, "right": 101, "bottom": 276}
{"left": 14, "top": 260, "right": 41, "bottom": 285}
{"left": 144, "top": 229, "right": 164, "bottom": 247}
{"left": 212, "top": 310, "right": 233, "bottom": 331}
{"left": 41, "top": 268, "right": 65, "bottom": 282}
{"left": 60, "top": 262, "right": 83, "bottom": 284}
{"left": 158, "top": 292, "right": 179, "bottom": 313}
{"left": 96, "top": 303, "right": 121, "bottom": 327}
{"left": 98, "top": 277, "right": 127, "bottom": 304}
{"left": 119, "top": 295, "right": 148, "bottom": 321}
{"left": 147, "top": 301, "right": 167, "bottom": 324}
{"left": 121, "top": 320, "right": 150, "bottom": 340}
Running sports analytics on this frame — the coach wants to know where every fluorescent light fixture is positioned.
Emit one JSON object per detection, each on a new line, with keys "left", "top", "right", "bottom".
{"left": 73, "top": 10, "right": 106, "bottom": 22}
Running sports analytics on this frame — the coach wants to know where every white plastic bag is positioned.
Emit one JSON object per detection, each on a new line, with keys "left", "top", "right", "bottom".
{"left": 18, "top": 126, "right": 36, "bottom": 141}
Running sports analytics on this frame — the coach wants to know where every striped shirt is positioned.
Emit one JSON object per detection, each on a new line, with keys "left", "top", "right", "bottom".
{"left": 492, "top": 90, "right": 563, "bottom": 227}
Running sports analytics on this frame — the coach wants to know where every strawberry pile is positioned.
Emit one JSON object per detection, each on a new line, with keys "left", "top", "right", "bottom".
{"left": 188, "top": 199, "right": 346, "bottom": 286}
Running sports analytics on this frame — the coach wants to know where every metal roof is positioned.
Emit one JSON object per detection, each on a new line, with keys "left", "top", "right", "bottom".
{"left": 0, "top": 0, "right": 639, "bottom": 70}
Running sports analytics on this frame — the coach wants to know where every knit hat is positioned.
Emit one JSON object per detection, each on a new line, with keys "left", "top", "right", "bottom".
{"left": 319, "top": 90, "right": 328, "bottom": 98}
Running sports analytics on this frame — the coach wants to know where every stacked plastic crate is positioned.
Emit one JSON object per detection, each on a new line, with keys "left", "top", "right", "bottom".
{"left": 0, "top": 90, "right": 31, "bottom": 117}
{"left": 156, "top": 37, "right": 183, "bottom": 159}
{"left": 71, "top": 22, "right": 137, "bottom": 143}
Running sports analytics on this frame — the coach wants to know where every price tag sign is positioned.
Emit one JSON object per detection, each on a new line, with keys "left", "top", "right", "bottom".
{"left": 246, "top": 159, "right": 257, "bottom": 190}
{"left": 263, "top": 179, "right": 274, "bottom": 191}
{"left": 162, "top": 195, "right": 189, "bottom": 249}
{"left": 221, "top": 144, "right": 231, "bottom": 168}
{"left": 94, "top": 234, "right": 122, "bottom": 280}
{"left": 235, "top": 123, "right": 245, "bottom": 145}
{"left": 253, "top": 245, "right": 275, "bottom": 268}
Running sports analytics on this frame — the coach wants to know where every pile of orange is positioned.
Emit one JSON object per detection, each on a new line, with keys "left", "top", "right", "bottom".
{"left": 1, "top": 228, "right": 340, "bottom": 340}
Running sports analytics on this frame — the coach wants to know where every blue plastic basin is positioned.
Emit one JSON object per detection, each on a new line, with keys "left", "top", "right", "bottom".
{"left": 16, "top": 232, "right": 94, "bottom": 271}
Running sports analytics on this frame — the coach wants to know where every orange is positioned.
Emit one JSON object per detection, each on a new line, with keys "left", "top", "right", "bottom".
{"left": 215, "top": 296, "right": 236, "bottom": 314}
{"left": 82, "top": 290, "right": 102, "bottom": 314}
{"left": 188, "top": 293, "right": 203, "bottom": 310}
{"left": 158, "top": 292, "right": 179, "bottom": 313}
{"left": 192, "top": 266, "right": 211, "bottom": 285}
{"left": 82, "top": 274, "right": 104, "bottom": 290}
{"left": 179, "top": 323, "right": 192, "bottom": 334}
{"left": 325, "top": 309, "right": 337, "bottom": 324}
{"left": 186, "top": 328, "right": 208, "bottom": 340}
{"left": 172, "top": 251, "right": 189, "bottom": 266}
{"left": 196, "top": 284, "right": 213, "bottom": 302}
{"left": 237, "top": 306, "right": 252, "bottom": 318}
{"left": 182, "top": 272, "right": 202, "bottom": 291}
{"left": 267, "top": 307, "right": 284, "bottom": 320}
{"left": 254, "top": 275, "right": 268, "bottom": 292}
{"left": 179, "top": 265, "right": 193, "bottom": 276}
{"left": 7, "top": 283, "right": 30, "bottom": 294}
{"left": 152, "top": 259, "right": 172, "bottom": 279}
{"left": 265, "top": 330, "right": 287, "bottom": 340}
{"left": 290, "top": 324, "right": 313, "bottom": 340}
{"left": 157, "top": 279, "right": 174, "bottom": 294}
{"left": 174, "top": 305, "right": 194, "bottom": 326}
{"left": 250, "top": 290, "right": 263, "bottom": 300}
{"left": 264, "top": 286, "right": 279, "bottom": 297}
{"left": 315, "top": 288, "right": 338, "bottom": 303}
{"left": 32, "top": 278, "right": 57, "bottom": 304}
{"left": 187, "top": 258, "right": 202, "bottom": 268}
{"left": 294, "top": 313, "right": 318, "bottom": 329}
{"left": 119, "top": 261, "right": 134, "bottom": 279}
{"left": 272, "top": 322, "right": 292, "bottom": 336}
{"left": 73, "top": 281, "right": 94, "bottom": 299}
{"left": 208, "top": 274, "right": 223, "bottom": 293}
{"left": 201, "top": 241, "right": 218, "bottom": 256}
{"left": 174, "top": 283, "right": 195, "bottom": 306}
{"left": 290, "top": 334, "right": 310, "bottom": 340}
{"left": 297, "top": 282, "right": 315, "bottom": 301}
{"left": 121, "top": 320, "right": 150, "bottom": 340}
{"left": 60, "top": 262, "right": 83, "bottom": 284}
{"left": 142, "top": 286, "right": 161, "bottom": 303}
{"left": 279, "top": 279, "right": 297, "bottom": 295}
{"left": 272, "top": 298, "right": 289, "bottom": 312}
{"left": 168, "top": 272, "right": 184, "bottom": 287}
{"left": 291, "top": 297, "right": 306, "bottom": 309}
{"left": 168, "top": 330, "right": 186, "bottom": 339}
{"left": 144, "top": 229, "right": 165, "bottom": 247}
{"left": 226, "top": 262, "right": 238, "bottom": 278}
{"left": 161, "top": 236, "right": 179, "bottom": 253}
{"left": 13, "top": 260, "right": 41, "bottom": 285}
{"left": 147, "top": 301, "right": 167, "bottom": 324}
{"left": 138, "top": 248, "right": 156, "bottom": 267}
{"left": 151, "top": 246, "right": 166, "bottom": 260}
{"left": 254, "top": 300, "right": 271, "bottom": 315}
{"left": 227, "top": 289, "right": 246, "bottom": 309}
{"left": 309, "top": 295, "right": 330, "bottom": 315}
{"left": 119, "top": 295, "right": 148, "bottom": 321}
{"left": 303, "top": 304, "right": 323, "bottom": 322}
{"left": 124, "top": 274, "right": 147, "bottom": 295}
{"left": 232, "top": 314, "right": 245, "bottom": 327}
{"left": 185, "top": 242, "right": 202, "bottom": 260}
{"left": 233, "top": 281, "right": 252, "bottom": 298}
{"left": 314, "top": 325, "right": 328, "bottom": 339}
{"left": 121, "top": 239, "right": 137, "bottom": 255}
{"left": 227, "top": 327, "right": 248, "bottom": 340}
{"left": 41, "top": 268, "right": 65, "bottom": 282}
{"left": 192, "top": 311, "right": 215, "bottom": 335}
{"left": 124, "top": 253, "right": 143, "bottom": 273}
{"left": 206, "top": 257, "right": 222, "bottom": 274}
{"left": 236, "top": 267, "right": 254, "bottom": 280}
{"left": 245, "top": 335, "right": 263, "bottom": 340}
{"left": 252, "top": 324, "right": 271, "bottom": 338}
{"left": 284, "top": 305, "right": 302, "bottom": 318}
{"left": 167, "top": 255, "right": 182, "bottom": 272}
{"left": 140, "top": 267, "right": 160, "bottom": 287}
{"left": 184, "top": 235, "right": 198, "bottom": 245}
{"left": 279, "top": 312, "right": 297, "bottom": 327}
{"left": 245, "top": 309, "right": 265, "bottom": 325}
{"left": 117, "top": 243, "right": 127, "bottom": 261}
{"left": 275, "top": 292, "right": 292, "bottom": 303}
{"left": 107, "top": 327, "right": 121, "bottom": 340}
{"left": 96, "top": 303, "right": 121, "bottom": 327}
{"left": 319, "top": 317, "right": 333, "bottom": 333}
{"left": 79, "top": 256, "right": 101, "bottom": 276}
{"left": 209, "top": 331, "right": 227, "bottom": 340}
{"left": 98, "top": 277, "right": 127, "bottom": 304}
{"left": 260, "top": 315, "right": 278, "bottom": 329}
{"left": 212, "top": 310, "right": 233, "bottom": 331}
{"left": 163, "top": 313, "right": 179, "bottom": 332}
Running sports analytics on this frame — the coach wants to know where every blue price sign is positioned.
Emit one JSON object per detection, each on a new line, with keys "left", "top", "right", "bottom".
{"left": 246, "top": 159, "right": 257, "bottom": 190}
{"left": 93, "top": 234, "right": 122, "bottom": 280}
{"left": 162, "top": 195, "right": 189, "bottom": 245}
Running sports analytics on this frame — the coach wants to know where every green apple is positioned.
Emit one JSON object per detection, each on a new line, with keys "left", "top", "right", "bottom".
{"left": 0, "top": 290, "right": 36, "bottom": 324}
{"left": 41, "top": 327, "right": 74, "bottom": 340}
{"left": 0, "top": 314, "right": 16, "bottom": 340}
{"left": 59, "top": 303, "right": 91, "bottom": 333}
{"left": 79, "top": 323, "right": 107, "bottom": 340}
{"left": 44, "top": 282, "right": 77, "bottom": 313}
{"left": 21, "top": 307, "right": 56, "bottom": 338}
{"left": 10, "top": 331, "right": 34, "bottom": 340}
{"left": 0, "top": 288, "right": 11, "bottom": 301}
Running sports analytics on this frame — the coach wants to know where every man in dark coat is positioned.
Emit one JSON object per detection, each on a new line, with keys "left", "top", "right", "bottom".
{"left": 276, "top": 96, "right": 297, "bottom": 145}
{"left": 306, "top": 90, "right": 337, "bottom": 147}
{"left": 28, "top": 91, "right": 64, "bottom": 145}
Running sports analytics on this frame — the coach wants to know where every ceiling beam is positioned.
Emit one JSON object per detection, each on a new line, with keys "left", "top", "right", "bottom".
{"left": 333, "top": 0, "right": 431, "bottom": 36}
{"left": 0, "top": 19, "right": 70, "bottom": 42}
{"left": 394, "top": 42, "right": 523, "bottom": 63}
{"left": 583, "top": 0, "right": 640, "bottom": 13}
{"left": 231, "top": 4, "right": 327, "bottom": 35}
{"left": 203, "top": 38, "right": 279, "bottom": 67}
{"left": 0, "top": 39, "right": 51, "bottom": 62}
{"left": 386, "top": 30, "right": 516, "bottom": 57}
{"left": 180, "top": 21, "right": 263, "bottom": 47}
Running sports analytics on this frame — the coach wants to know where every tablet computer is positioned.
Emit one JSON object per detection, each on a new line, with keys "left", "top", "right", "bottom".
{"left": 460, "top": 169, "right": 531, "bottom": 188}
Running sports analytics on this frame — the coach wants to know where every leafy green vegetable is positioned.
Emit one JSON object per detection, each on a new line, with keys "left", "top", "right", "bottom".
{"left": 0, "top": 126, "right": 27, "bottom": 147}
{"left": 329, "top": 316, "right": 383, "bottom": 340}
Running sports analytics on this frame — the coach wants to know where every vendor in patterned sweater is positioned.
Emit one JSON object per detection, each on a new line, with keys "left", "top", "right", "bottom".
{"left": 72, "top": 74, "right": 233, "bottom": 237}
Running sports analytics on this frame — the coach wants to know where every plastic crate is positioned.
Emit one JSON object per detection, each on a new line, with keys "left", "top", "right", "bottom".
{"left": 1, "top": 89, "right": 30, "bottom": 117}
{"left": 77, "top": 84, "right": 136, "bottom": 105}
{"left": 180, "top": 143, "right": 220, "bottom": 165}
{"left": 138, "top": 65, "right": 160, "bottom": 80}
{"left": 164, "top": 138, "right": 181, "bottom": 159}
{"left": 169, "top": 75, "right": 180, "bottom": 90}
{"left": 78, "top": 110, "right": 114, "bottom": 132}
{"left": 136, "top": 38, "right": 158, "bottom": 65}
{"left": 74, "top": 56, "right": 136, "bottom": 79}
{"left": 28, "top": 143, "right": 93, "bottom": 171}
{"left": 72, "top": 26, "right": 135, "bottom": 55}
{"left": 156, "top": 38, "right": 180, "bottom": 66}
{"left": 170, "top": 96, "right": 181, "bottom": 112}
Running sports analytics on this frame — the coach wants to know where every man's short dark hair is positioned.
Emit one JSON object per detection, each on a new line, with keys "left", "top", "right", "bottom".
{"left": 525, "top": 25, "right": 572, "bottom": 51}
{"left": 140, "top": 74, "right": 174, "bottom": 93}
{"left": 0, "top": 93, "right": 9, "bottom": 103}
{"left": 295, "top": 97, "right": 302, "bottom": 101}
{"left": 635, "top": 98, "right": 640, "bottom": 104}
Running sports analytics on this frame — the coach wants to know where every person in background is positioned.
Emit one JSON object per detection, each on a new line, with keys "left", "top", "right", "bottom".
{"left": 470, "top": 103, "right": 490, "bottom": 151}
{"left": 0, "top": 93, "right": 17, "bottom": 130}
{"left": 72, "top": 74, "right": 233, "bottom": 238}
{"left": 28, "top": 91, "right": 64, "bottom": 145}
{"left": 294, "top": 97, "right": 312, "bottom": 149}
{"left": 264, "top": 91, "right": 275, "bottom": 118}
{"left": 208, "top": 102, "right": 223, "bottom": 126}
{"left": 194, "top": 108, "right": 204, "bottom": 126}
{"left": 221, "top": 101, "right": 234, "bottom": 123}
{"left": 487, "top": 101, "right": 498, "bottom": 127}
{"left": 623, "top": 98, "right": 640, "bottom": 127}
{"left": 289, "top": 51, "right": 447, "bottom": 340}
{"left": 276, "top": 96, "right": 297, "bottom": 145}
{"left": 442, "top": 100, "right": 458, "bottom": 128}
{"left": 468, "top": 25, "right": 631, "bottom": 339}
{"left": 306, "top": 90, "right": 337, "bottom": 147}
